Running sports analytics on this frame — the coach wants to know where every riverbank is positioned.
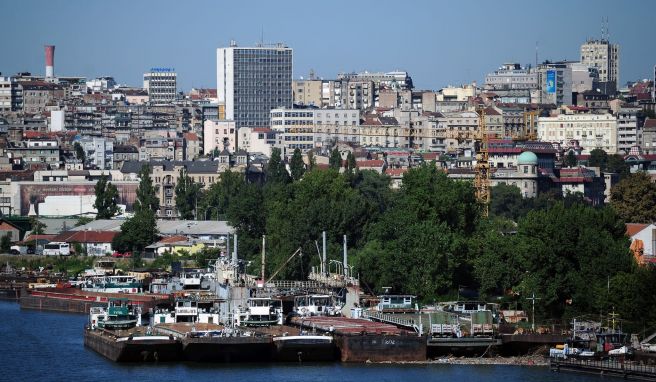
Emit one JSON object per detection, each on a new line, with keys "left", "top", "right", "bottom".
{"left": 385, "top": 355, "right": 548, "bottom": 366}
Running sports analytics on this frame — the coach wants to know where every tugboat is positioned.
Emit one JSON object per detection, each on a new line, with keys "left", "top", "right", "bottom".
{"left": 236, "top": 298, "right": 283, "bottom": 327}
{"left": 90, "top": 298, "right": 139, "bottom": 330}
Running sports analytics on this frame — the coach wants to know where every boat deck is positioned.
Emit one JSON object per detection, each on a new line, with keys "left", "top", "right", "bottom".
{"left": 290, "top": 316, "right": 409, "bottom": 335}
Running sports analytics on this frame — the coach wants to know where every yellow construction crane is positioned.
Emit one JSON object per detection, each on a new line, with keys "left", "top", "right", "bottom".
{"left": 444, "top": 109, "right": 491, "bottom": 217}
{"left": 474, "top": 109, "right": 491, "bottom": 217}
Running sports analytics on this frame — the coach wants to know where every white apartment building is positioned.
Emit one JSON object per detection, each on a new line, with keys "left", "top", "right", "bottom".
{"left": 0, "top": 76, "right": 12, "bottom": 112}
{"left": 538, "top": 112, "right": 618, "bottom": 154}
{"left": 143, "top": 68, "right": 177, "bottom": 104}
{"left": 616, "top": 107, "right": 642, "bottom": 154}
{"left": 484, "top": 63, "right": 538, "bottom": 90}
{"left": 270, "top": 108, "right": 359, "bottom": 155}
{"left": 203, "top": 120, "right": 237, "bottom": 154}
{"left": 80, "top": 137, "right": 113, "bottom": 170}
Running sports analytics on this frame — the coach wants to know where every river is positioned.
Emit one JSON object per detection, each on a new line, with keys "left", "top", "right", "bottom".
{"left": 0, "top": 301, "right": 603, "bottom": 382}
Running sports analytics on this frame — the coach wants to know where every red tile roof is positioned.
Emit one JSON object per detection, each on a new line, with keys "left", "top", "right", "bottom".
{"left": 159, "top": 235, "right": 188, "bottom": 244}
{"left": 183, "top": 132, "right": 198, "bottom": 141}
{"left": 626, "top": 223, "right": 649, "bottom": 237}
{"left": 385, "top": 168, "right": 408, "bottom": 177}
{"left": 645, "top": 119, "right": 656, "bottom": 129}
{"left": 51, "top": 230, "right": 118, "bottom": 243}
{"left": 356, "top": 159, "right": 384, "bottom": 168}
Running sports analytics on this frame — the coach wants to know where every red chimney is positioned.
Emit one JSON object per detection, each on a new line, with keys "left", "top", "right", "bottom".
{"left": 45, "top": 45, "right": 55, "bottom": 78}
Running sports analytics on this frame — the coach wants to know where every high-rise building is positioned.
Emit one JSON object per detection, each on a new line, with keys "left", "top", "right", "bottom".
{"left": 143, "top": 68, "right": 177, "bottom": 104}
{"left": 537, "top": 61, "right": 573, "bottom": 106}
{"left": 217, "top": 42, "right": 293, "bottom": 129}
{"left": 580, "top": 39, "right": 619, "bottom": 94}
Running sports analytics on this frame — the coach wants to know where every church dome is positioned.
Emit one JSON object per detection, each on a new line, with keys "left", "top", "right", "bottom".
{"left": 517, "top": 151, "right": 538, "bottom": 165}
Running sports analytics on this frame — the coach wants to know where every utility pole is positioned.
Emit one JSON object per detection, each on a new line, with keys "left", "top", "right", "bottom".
{"left": 526, "top": 292, "right": 541, "bottom": 331}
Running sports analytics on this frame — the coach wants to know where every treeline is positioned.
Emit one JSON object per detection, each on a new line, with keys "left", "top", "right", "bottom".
{"left": 110, "top": 147, "right": 656, "bottom": 329}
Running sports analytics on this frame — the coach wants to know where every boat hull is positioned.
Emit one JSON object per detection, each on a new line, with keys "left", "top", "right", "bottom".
{"left": 84, "top": 329, "right": 182, "bottom": 362}
{"left": 182, "top": 336, "right": 273, "bottom": 362}
{"left": 272, "top": 336, "right": 337, "bottom": 362}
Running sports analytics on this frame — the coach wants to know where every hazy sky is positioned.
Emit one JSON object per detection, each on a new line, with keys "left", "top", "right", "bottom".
{"left": 2, "top": 0, "right": 654, "bottom": 91}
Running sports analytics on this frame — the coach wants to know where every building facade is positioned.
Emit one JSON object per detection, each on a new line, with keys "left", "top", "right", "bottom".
{"left": 580, "top": 39, "right": 619, "bottom": 94}
{"left": 217, "top": 43, "right": 293, "bottom": 128}
{"left": 143, "top": 68, "right": 177, "bottom": 104}
{"left": 538, "top": 112, "right": 618, "bottom": 154}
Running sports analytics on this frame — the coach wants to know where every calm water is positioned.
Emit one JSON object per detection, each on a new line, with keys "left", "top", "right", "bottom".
{"left": 0, "top": 301, "right": 603, "bottom": 382}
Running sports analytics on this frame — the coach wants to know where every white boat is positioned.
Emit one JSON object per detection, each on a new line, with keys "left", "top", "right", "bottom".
{"left": 294, "top": 294, "right": 342, "bottom": 317}
{"left": 152, "top": 297, "right": 220, "bottom": 325}
{"left": 236, "top": 298, "right": 283, "bottom": 327}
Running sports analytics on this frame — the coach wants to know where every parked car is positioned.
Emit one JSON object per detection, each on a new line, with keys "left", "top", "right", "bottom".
{"left": 111, "top": 251, "right": 132, "bottom": 258}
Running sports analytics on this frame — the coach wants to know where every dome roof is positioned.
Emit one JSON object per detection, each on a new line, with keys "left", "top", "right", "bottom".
{"left": 517, "top": 151, "right": 538, "bottom": 165}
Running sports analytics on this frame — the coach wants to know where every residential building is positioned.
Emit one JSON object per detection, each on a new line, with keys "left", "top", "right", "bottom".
{"left": 112, "top": 145, "right": 139, "bottom": 170}
{"left": 79, "top": 137, "right": 113, "bottom": 170}
{"left": 217, "top": 42, "right": 293, "bottom": 128}
{"left": 537, "top": 111, "right": 618, "bottom": 154}
{"left": 7, "top": 139, "right": 61, "bottom": 169}
{"left": 643, "top": 119, "right": 656, "bottom": 154}
{"left": 143, "top": 68, "right": 177, "bottom": 104}
{"left": 537, "top": 61, "right": 573, "bottom": 106}
{"left": 20, "top": 81, "right": 64, "bottom": 113}
{"left": 237, "top": 127, "right": 278, "bottom": 156}
{"left": 0, "top": 75, "right": 12, "bottom": 113}
{"left": 616, "top": 107, "right": 643, "bottom": 154}
{"left": 203, "top": 120, "right": 237, "bottom": 154}
{"left": 580, "top": 39, "right": 619, "bottom": 94}
{"left": 484, "top": 63, "right": 538, "bottom": 96}
{"left": 86, "top": 76, "right": 117, "bottom": 93}
{"left": 293, "top": 79, "right": 322, "bottom": 106}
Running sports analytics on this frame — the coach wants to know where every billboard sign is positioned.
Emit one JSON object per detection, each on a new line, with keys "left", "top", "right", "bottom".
{"left": 546, "top": 70, "right": 556, "bottom": 94}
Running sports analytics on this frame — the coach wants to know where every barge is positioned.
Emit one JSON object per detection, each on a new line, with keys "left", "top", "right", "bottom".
{"left": 84, "top": 327, "right": 182, "bottom": 362}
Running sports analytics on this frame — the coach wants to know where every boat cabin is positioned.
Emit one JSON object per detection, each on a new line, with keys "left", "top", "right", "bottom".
{"left": 294, "top": 294, "right": 341, "bottom": 317}
{"left": 377, "top": 295, "right": 418, "bottom": 313}
{"left": 236, "top": 298, "right": 283, "bottom": 326}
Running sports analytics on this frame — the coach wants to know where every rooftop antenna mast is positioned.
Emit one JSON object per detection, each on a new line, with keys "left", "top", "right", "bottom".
{"left": 535, "top": 41, "right": 539, "bottom": 68}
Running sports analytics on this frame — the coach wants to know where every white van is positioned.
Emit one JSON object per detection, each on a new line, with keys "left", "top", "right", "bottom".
{"left": 43, "top": 242, "right": 71, "bottom": 256}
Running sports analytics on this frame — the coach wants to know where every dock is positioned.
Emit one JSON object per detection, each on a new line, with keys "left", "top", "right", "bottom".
{"left": 550, "top": 357, "right": 656, "bottom": 381}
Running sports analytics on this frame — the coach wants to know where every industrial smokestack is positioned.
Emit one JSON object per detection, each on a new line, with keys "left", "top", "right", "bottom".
{"left": 45, "top": 45, "right": 55, "bottom": 78}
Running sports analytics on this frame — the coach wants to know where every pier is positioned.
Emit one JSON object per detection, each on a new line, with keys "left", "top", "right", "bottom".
{"left": 550, "top": 357, "right": 656, "bottom": 381}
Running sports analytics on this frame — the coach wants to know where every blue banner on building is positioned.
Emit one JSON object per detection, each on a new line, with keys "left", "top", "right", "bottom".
{"left": 546, "top": 70, "right": 556, "bottom": 94}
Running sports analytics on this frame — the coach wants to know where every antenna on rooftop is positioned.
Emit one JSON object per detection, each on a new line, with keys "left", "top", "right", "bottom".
{"left": 535, "top": 41, "right": 539, "bottom": 68}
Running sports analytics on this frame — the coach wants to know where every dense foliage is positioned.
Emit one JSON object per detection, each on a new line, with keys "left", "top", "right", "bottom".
{"left": 611, "top": 172, "right": 656, "bottom": 223}
{"left": 93, "top": 175, "right": 120, "bottom": 219}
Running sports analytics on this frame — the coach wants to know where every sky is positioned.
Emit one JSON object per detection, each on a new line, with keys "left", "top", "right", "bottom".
{"left": 2, "top": 0, "right": 655, "bottom": 91}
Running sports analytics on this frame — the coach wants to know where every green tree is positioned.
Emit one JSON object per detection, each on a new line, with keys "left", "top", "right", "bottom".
{"left": 515, "top": 202, "right": 632, "bottom": 317}
{"left": 30, "top": 217, "right": 46, "bottom": 235}
{"left": 306, "top": 151, "right": 317, "bottom": 171}
{"left": 1, "top": 235, "right": 11, "bottom": 252}
{"left": 564, "top": 151, "right": 577, "bottom": 168}
{"left": 175, "top": 168, "right": 202, "bottom": 219}
{"left": 289, "top": 148, "right": 305, "bottom": 181}
{"left": 588, "top": 148, "right": 608, "bottom": 168}
{"left": 114, "top": 164, "right": 159, "bottom": 253}
{"left": 354, "top": 164, "right": 480, "bottom": 299}
{"left": 266, "top": 148, "right": 290, "bottom": 184}
{"left": 73, "top": 142, "right": 86, "bottom": 164}
{"left": 93, "top": 175, "right": 120, "bottom": 219}
{"left": 329, "top": 148, "right": 342, "bottom": 170}
{"left": 490, "top": 183, "right": 526, "bottom": 220}
{"left": 610, "top": 172, "right": 656, "bottom": 223}
{"left": 75, "top": 216, "right": 93, "bottom": 227}
{"left": 346, "top": 152, "right": 357, "bottom": 173}
{"left": 605, "top": 154, "right": 630, "bottom": 178}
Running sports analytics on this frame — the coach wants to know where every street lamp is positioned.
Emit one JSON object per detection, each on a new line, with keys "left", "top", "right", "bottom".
{"left": 526, "top": 292, "right": 541, "bottom": 332}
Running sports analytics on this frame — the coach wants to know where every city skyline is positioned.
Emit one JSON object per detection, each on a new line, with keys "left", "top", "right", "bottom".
{"left": 2, "top": 0, "right": 655, "bottom": 91}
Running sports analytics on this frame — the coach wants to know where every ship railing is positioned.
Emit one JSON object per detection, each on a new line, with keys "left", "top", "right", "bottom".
{"left": 551, "top": 356, "right": 656, "bottom": 375}
{"left": 363, "top": 310, "right": 421, "bottom": 333}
